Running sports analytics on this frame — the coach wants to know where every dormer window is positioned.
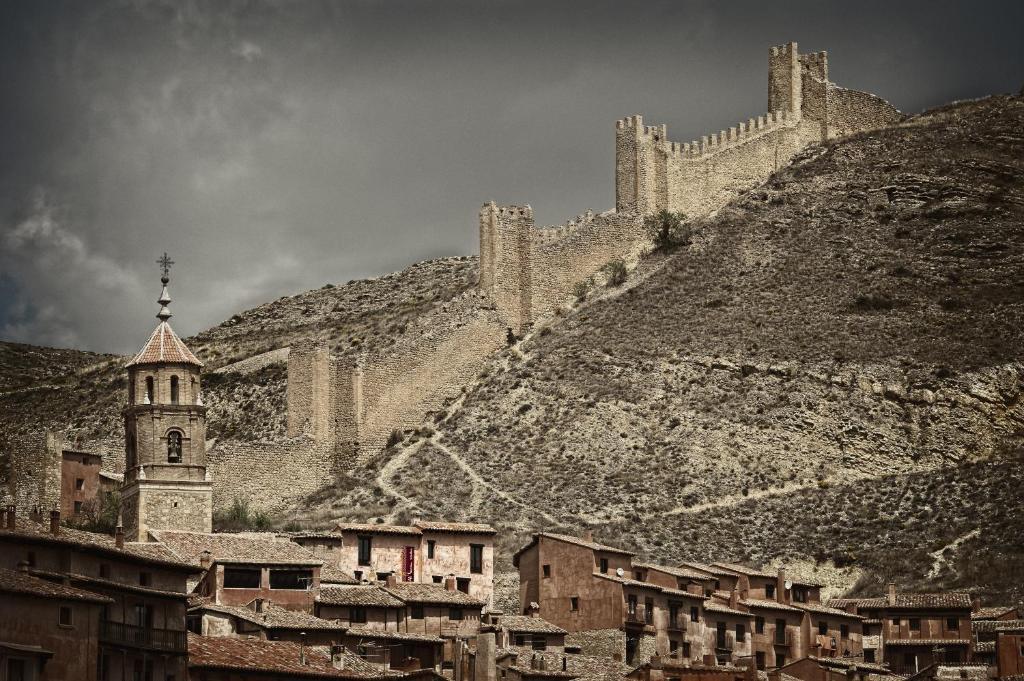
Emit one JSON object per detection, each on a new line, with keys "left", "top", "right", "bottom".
{"left": 170, "top": 375, "right": 179, "bottom": 404}
{"left": 145, "top": 376, "right": 154, "bottom": 403}
{"left": 167, "top": 431, "right": 183, "bottom": 463}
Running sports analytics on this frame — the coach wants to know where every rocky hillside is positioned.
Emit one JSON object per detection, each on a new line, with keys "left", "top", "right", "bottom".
{"left": 2, "top": 95, "right": 1022, "bottom": 607}
{"left": 0, "top": 257, "right": 477, "bottom": 453}
{"left": 325, "top": 95, "right": 1024, "bottom": 606}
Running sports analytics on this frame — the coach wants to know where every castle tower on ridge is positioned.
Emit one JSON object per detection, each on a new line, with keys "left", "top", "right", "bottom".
{"left": 121, "top": 253, "right": 212, "bottom": 541}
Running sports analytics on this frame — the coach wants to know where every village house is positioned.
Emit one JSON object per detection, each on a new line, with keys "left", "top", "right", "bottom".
{"left": 971, "top": 606, "right": 1020, "bottom": 622}
{"left": 186, "top": 598, "right": 347, "bottom": 645}
{"left": 331, "top": 521, "right": 496, "bottom": 608}
{"left": 0, "top": 565, "right": 113, "bottom": 681}
{"left": 626, "top": 657, "right": 753, "bottom": 681}
{"left": 383, "top": 578, "right": 486, "bottom": 666}
{"left": 498, "top": 613, "right": 569, "bottom": 653}
{"left": 971, "top": 618, "right": 1024, "bottom": 677}
{"left": 152, "top": 530, "right": 323, "bottom": 611}
{"left": 0, "top": 506, "right": 198, "bottom": 681}
{"left": 828, "top": 586, "right": 974, "bottom": 674}
{"left": 316, "top": 582, "right": 409, "bottom": 629}
{"left": 775, "top": 655, "right": 894, "bottom": 681}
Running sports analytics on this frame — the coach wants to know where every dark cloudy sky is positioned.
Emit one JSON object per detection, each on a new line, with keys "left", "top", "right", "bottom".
{"left": 1, "top": 0, "right": 1022, "bottom": 354}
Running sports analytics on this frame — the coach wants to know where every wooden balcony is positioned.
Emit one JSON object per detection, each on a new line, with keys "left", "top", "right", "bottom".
{"left": 99, "top": 620, "right": 187, "bottom": 654}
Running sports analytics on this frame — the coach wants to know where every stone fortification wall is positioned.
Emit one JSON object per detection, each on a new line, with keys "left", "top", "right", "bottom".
{"left": 1, "top": 430, "right": 62, "bottom": 514}
{"left": 614, "top": 41, "right": 901, "bottom": 218}
{"left": 207, "top": 438, "right": 339, "bottom": 513}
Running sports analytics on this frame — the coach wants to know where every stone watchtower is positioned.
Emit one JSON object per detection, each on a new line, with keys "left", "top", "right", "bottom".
{"left": 121, "top": 254, "right": 212, "bottom": 541}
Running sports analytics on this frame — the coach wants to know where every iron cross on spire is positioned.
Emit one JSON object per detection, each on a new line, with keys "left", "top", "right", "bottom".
{"left": 157, "top": 252, "right": 174, "bottom": 283}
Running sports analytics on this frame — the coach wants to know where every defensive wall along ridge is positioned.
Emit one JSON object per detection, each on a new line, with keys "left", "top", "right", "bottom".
{"left": 207, "top": 41, "right": 901, "bottom": 513}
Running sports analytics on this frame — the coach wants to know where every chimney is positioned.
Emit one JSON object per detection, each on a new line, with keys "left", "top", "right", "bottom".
{"left": 115, "top": 524, "right": 124, "bottom": 549}
{"left": 50, "top": 509, "right": 60, "bottom": 536}
{"left": 17, "top": 560, "right": 29, "bottom": 574}
{"left": 299, "top": 632, "right": 307, "bottom": 665}
{"left": 444, "top": 574, "right": 457, "bottom": 592}
{"left": 972, "top": 597, "right": 981, "bottom": 612}
{"left": 5, "top": 505, "right": 13, "bottom": 530}
{"left": 385, "top": 572, "right": 398, "bottom": 588}
{"left": 255, "top": 598, "right": 266, "bottom": 613}
{"left": 331, "top": 644, "right": 347, "bottom": 670}
{"left": 200, "top": 550, "right": 212, "bottom": 570}
{"left": 777, "top": 568, "right": 787, "bottom": 604}
{"left": 478, "top": 632, "right": 497, "bottom": 681}
{"left": 729, "top": 588, "right": 739, "bottom": 609}
{"left": 582, "top": 530, "right": 593, "bottom": 543}
{"left": 887, "top": 583, "right": 897, "bottom": 607}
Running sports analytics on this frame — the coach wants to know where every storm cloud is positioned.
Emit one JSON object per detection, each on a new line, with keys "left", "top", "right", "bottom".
{"left": 1, "top": 0, "right": 1022, "bottom": 353}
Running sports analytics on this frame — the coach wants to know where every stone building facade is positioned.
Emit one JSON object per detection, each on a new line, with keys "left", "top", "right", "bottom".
{"left": 121, "top": 264, "right": 213, "bottom": 541}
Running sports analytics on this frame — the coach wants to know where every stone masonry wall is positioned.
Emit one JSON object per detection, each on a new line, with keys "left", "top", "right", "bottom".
{"left": 827, "top": 85, "right": 904, "bottom": 138}
{"left": 1, "top": 430, "right": 62, "bottom": 514}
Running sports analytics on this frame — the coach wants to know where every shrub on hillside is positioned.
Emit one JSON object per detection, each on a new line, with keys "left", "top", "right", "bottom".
{"left": 644, "top": 209, "right": 691, "bottom": 252}
{"left": 214, "top": 496, "right": 272, "bottom": 532}
{"left": 602, "top": 260, "right": 628, "bottom": 287}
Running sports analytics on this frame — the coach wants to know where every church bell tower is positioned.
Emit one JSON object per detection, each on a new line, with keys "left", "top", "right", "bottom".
{"left": 121, "top": 253, "right": 212, "bottom": 541}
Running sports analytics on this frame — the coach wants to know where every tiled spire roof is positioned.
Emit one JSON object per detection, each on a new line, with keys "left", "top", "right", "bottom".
{"left": 126, "top": 253, "right": 202, "bottom": 368}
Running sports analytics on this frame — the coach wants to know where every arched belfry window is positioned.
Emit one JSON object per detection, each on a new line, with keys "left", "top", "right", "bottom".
{"left": 145, "top": 376, "right": 154, "bottom": 404}
{"left": 170, "top": 375, "right": 179, "bottom": 404}
{"left": 127, "top": 432, "right": 136, "bottom": 469}
{"left": 167, "top": 431, "right": 183, "bottom": 463}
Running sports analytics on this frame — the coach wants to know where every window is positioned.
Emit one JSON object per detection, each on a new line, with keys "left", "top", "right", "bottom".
{"left": 167, "top": 431, "right": 182, "bottom": 463}
{"left": 99, "top": 564, "right": 109, "bottom": 579}
{"left": 543, "top": 564, "right": 551, "bottom": 578}
{"left": 645, "top": 598, "right": 654, "bottom": 624}
{"left": 411, "top": 605, "right": 424, "bottom": 620}
{"left": 358, "top": 536, "right": 372, "bottom": 565}
{"left": 946, "top": 617, "right": 958, "bottom": 631}
{"left": 599, "top": 558, "right": 608, "bottom": 574}
{"left": 74, "top": 501, "right": 83, "bottom": 514}
{"left": 775, "top": 619, "right": 787, "bottom": 645}
{"left": 714, "top": 579, "right": 721, "bottom": 590}
{"left": 669, "top": 640, "right": 679, "bottom": 657}
{"left": 532, "top": 635, "right": 546, "bottom": 651}
{"left": 570, "top": 597, "right": 579, "bottom": 612}
{"left": 766, "top": 583, "right": 775, "bottom": 599}
{"left": 756, "top": 616, "right": 765, "bottom": 634}
{"left": 376, "top": 572, "right": 390, "bottom": 581}
{"left": 135, "top": 604, "right": 153, "bottom": 628}
{"left": 449, "top": 608, "right": 464, "bottom": 621}
{"left": 515, "top": 635, "right": 525, "bottom": 646}
{"left": 270, "top": 569, "right": 313, "bottom": 590}
{"left": 756, "top": 652, "right": 766, "bottom": 669}
{"left": 139, "top": 572, "right": 151, "bottom": 586}
{"left": 457, "top": 577, "right": 470, "bottom": 593}
{"left": 736, "top": 623, "right": 745, "bottom": 639}
{"left": 145, "top": 376, "right": 154, "bottom": 403}
{"left": 170, "top": 376, "right": 179, "bottom": 404}
{"left": 864, "top": 650, "right": 876, "bottom": 663}
{"left": 470, "top": 544, "right": 484, "bottom": 574}
{"left": 432, "top": 575, "right": 443, "bottom": 583}
{"left": 716, "top": 622, "right": 727, "bottom": 649}
{"left": 669, "top": 603, "right": 679, "bottom": 628}
{"left": 634, "top": 570, "right": 644, "bottom": 581}
{"left": 682, "top": 641, "right": 690, "bottom": 658}
{"left": 353, "top": 571, "right": 363, "bottom": 582}
{"left": 841, "top": 623, "right": 850, "bottom": 639}
{"left": 627, "top": 594, "right": 638, "bottom": 615}
{"left": 26, "top": 552, "right": 35, "bottom": 567}
{"left": 223, "top": 568, "right": 261, "bottom": 588}
{"left": 777, "top": 654, "right": 786, "bottom": 667}
{"left": 427, "top": 540, "right": 435, "bottom": 559}
{"left": 910, "top": 618, "right": 921, "bottom": 631}
{"left": 690, "top": 606, "right": 699, "bottom": 622}
{"left": 350, "top": 607, "right": 367, "bottom": 624}
{"left": 891, "top": 618, "right": 900, "bottom": 626}
{"left": 75, "top": 478, "right": 85, "bottom": 490}
{"left": 793, "top": 586, "right": 808, "bottom": 603}
{"left": 818, "top": 621, "right": 828, "bottom": 636}
{"left": 59, "top": 605, "right": 73, "bottom": 627}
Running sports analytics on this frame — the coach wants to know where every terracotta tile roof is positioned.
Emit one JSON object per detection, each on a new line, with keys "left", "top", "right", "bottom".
{"left": 678, "top": 561, "right": 739, "bottom": 578}
{"left": 712, "top": 562, "right": 778, "bottom": 580}
{"left": 512, "top": 532, "right": 634, "bottom": 564}
{"left": 704, "top": 601, "right": 751, "bottom": 617}
{"left": 500, "top": 615, "right": 567, "bottom": 635}
{"left": 151, "top": 530, "right": 321, "bottom": 566}
{"left": 659, "top": 586, "right": 708, "bottom": 600}
{"left": 186, "top": 633, "right": 389, "bottom": 678}
{"left": 827, "top": 593, "right": 972, "bottom": 610}
{"left": 794, "top": 602, "right": 865, "bottom": 619}
{"left": 30, "top": 568, "right": 190, "bottom": 600}
{"left": 883, "top": 639, "right": 971, "bottom": 646}
{"left": 127, "top": 321, "right": 202, "bottom": 368}
{"left": 799, "top": 656, "right": 892, "bottom": 674}
{"left": 382, "top": 582, "right": 486, "bottom": 607}
{"left": 593, "top": 571, "right": 663, "bottom": 591}
{"left": 0, "top": 567, "right": 113, "bottom": 604}
{"left": 287, "top": 532, "right": 347, "bottom": 541}
{"left": 633, "top": 562, "right": 714, "bottom": 581}
{"left": 972, "top": 606, "right": 1017, "bottom": 620}
{"left": 195, "top": 603, "right": 347, "bottom": 631}
{"left": 972, "top": 619, "right": 1024, "bottom": 633}
{"left": 345, "top": 626, "right": 444, "bottom": 643}
{"left": 318, "top": 585, "right": 406, "bottom": 608}
{"left": 0, "top": 519, "right": 197, "bottom": 572}
{"left": 974, "top": 641, "right": 995, "bottom": 653}
{"left": 335, "top": 523, "right": 422, "bottom": 536}
{"left": 320, "top": 563, "right": 360, "bottom": 585}
{"left": 412, "top": 520, "right": 496, "bottom": 535}
{"left": 501, "top": 646, "right": 629, "bottom": 681}
{"left": 740, "top": 597, "right": 803, "bottom": 614}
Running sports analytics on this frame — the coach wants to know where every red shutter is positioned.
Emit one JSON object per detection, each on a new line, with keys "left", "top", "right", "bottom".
{"left": 403, "top": 546, "right": 415, "bottom": 582}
